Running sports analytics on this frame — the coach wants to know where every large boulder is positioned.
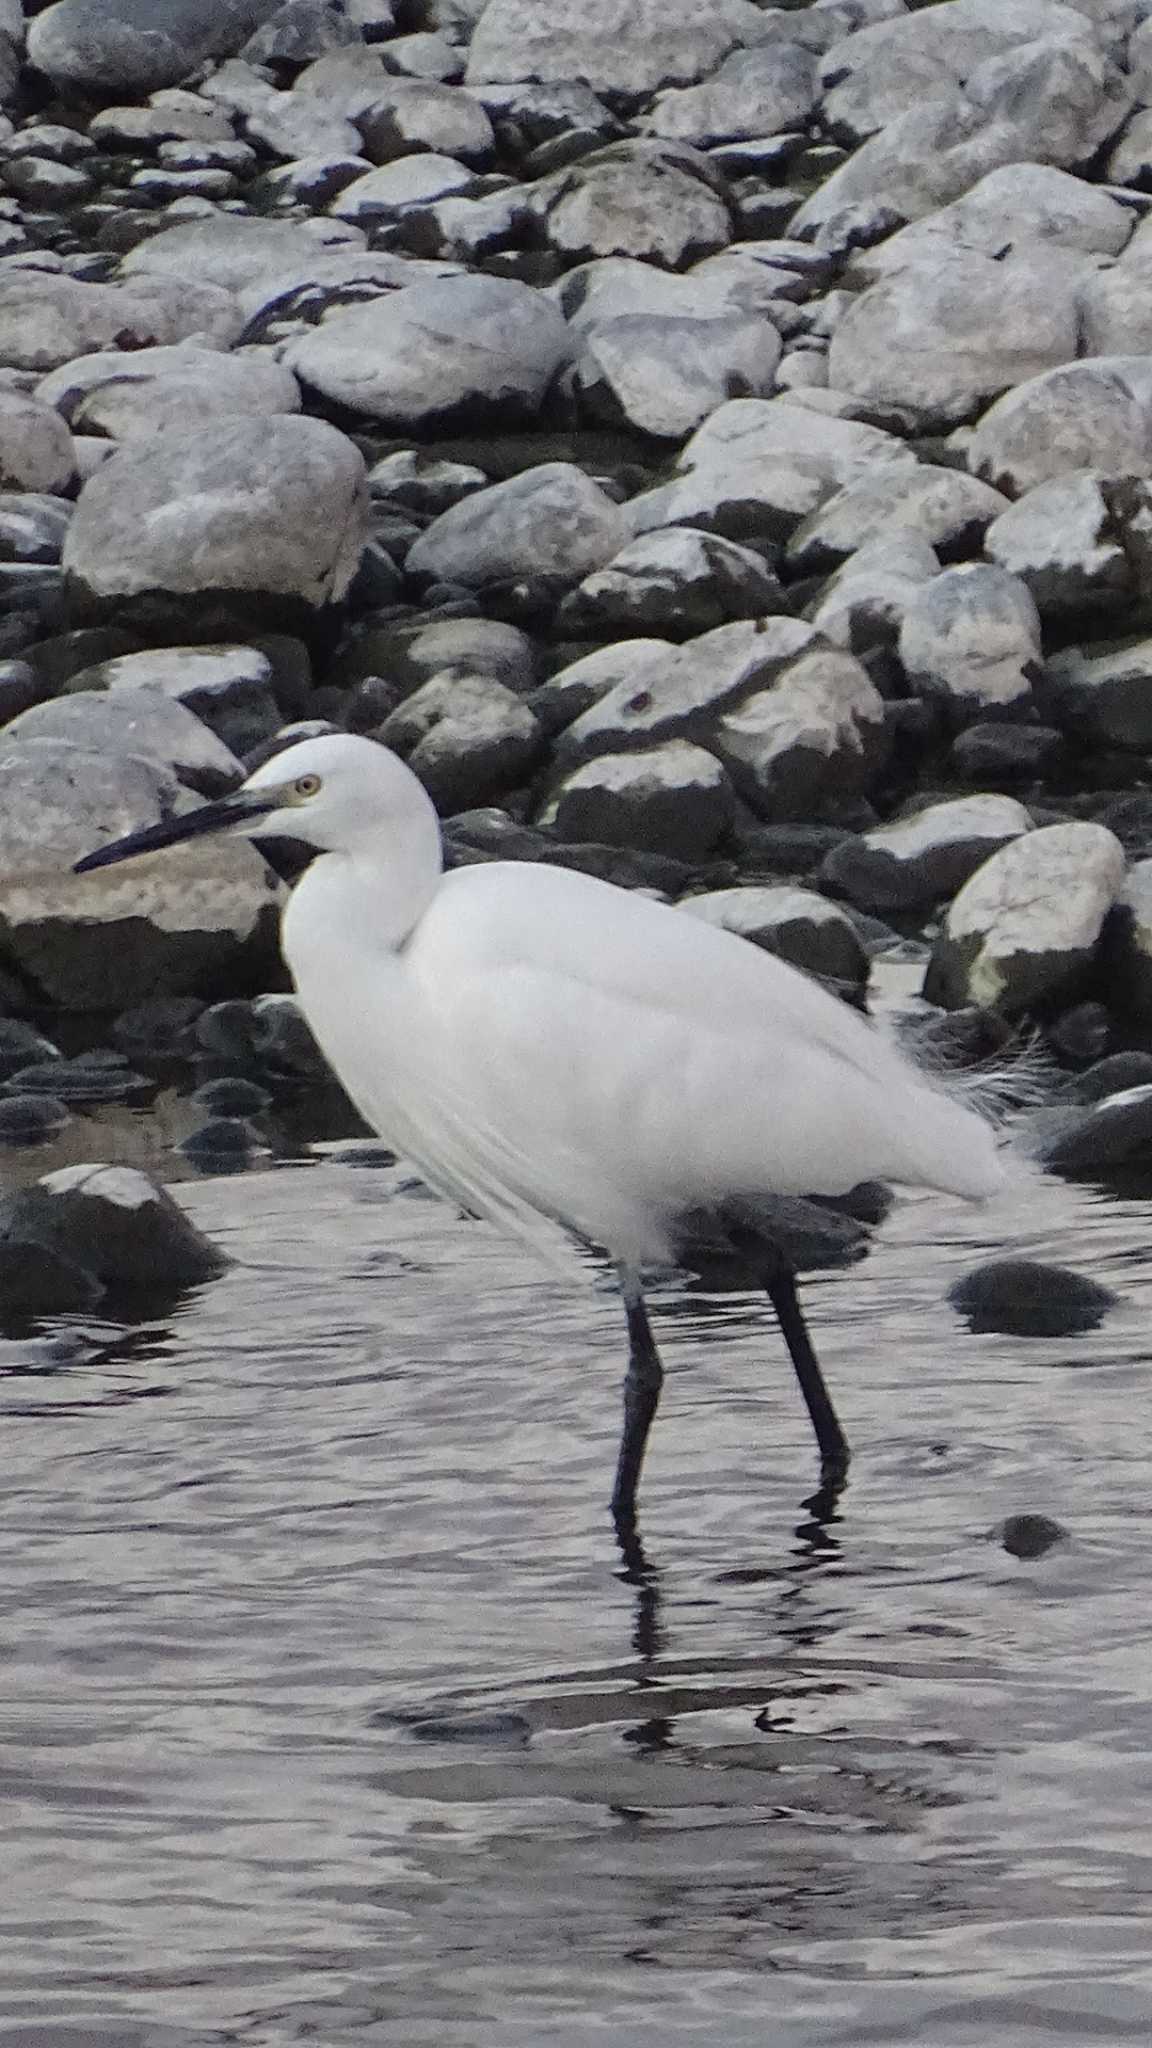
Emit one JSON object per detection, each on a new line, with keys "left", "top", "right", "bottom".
{"left": 923, "top": 821, "right": 1125, "bottom": 1012}
{"left": 0, "top": 1164, "right": 227, "bottom": 1311}
{"left": 466, "top": 0, "right": 773, "bottom": 95}
{"left": 404, "top": 463, "right": 627, "bottom": 592}
{"left": 28, "top": 0, "right": 286, "bottom": 96}
{"left": 62, "top": 416, "right": 368, "bottom": 637}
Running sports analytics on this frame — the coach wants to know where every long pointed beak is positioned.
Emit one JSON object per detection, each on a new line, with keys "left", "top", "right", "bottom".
{"left": 73, "top": 790, "right": 276, "bottom": 875}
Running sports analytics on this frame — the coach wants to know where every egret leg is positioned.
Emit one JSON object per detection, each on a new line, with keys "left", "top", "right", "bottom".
{"left": 610, "top": 1263, "right": 664, "bottom": 1535}
{"left": 733, "top": 1232, "right": 850, "bottom": 1498}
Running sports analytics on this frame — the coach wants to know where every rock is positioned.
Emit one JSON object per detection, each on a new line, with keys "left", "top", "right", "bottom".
{"left": 405, "top": 463, "right": 627, "bottom": 593}
{"left": 1104, "top": 855, "right": 1152, "bottom": 1024}
{"left": 0, "top": 1095, "right": 70, "bottom": 1146}
{"left": 118, "top": 212, "right": 359, "bottom": 298}
{"left": 0, "top": 494, "right": 72, "bottom": 566}
{"left": 376, "top": 671, "right": 541, "bottom": 811}
{"left": 0, "top": 390, "right": 75, "bottom": 494}
{"left": 821, "top": 795, "right": 1033, "bottom": 913}
{"left": 367, "top": 449, "right": 488, "bottom": 515}
{"left": 983, "top": 473, "right": 1130, "bottom": 616}
{"left": 535, "top": 142, "right": 733, "bottom": 269}
{"left": 191, "top": 1075, "right": 271, "bottom": 1114}
{"left": 465, "top": 0, "right": 773, "bottom": 96}
{"left": 968, "top": 357, "right": 1152, "bottom": 498}
{"left": 0, "top": 1162, "right": 227, "bottom": 1297}
{"left": 0, "top": 1239, "right": 102, "bottom": 1321}
{"left": 538, "top": 741, "right": 736, "bottom": 858}
{"left": 113, "top": 994, "right": 204, "bottom": 1054}
{"left": 62, "top": 415, "right": 367, "bottom": 634}
{"left": 898, "top": 565, "right": 1042, "bottom": 724}
{"left": 355, "top": 80, "right": 495, "bottom": 164}
{"left": 0, "top": 1021, "right": 63, "bottom": 1080}
{"left": 0, "top": 272, "right": 243, "bottom": 372}
{"left": 237, "top": 245, "right": 463, "bottom": 333}
{"left": 678, "top": 882, "right": 868, "bottom": 989}
{"left": 7, "top": 1053, "right": 151, "bottom": 1103}
{"left": 34, "top": 343, "right": 301, "bottom": 443}
{"left": 528, "top": 639, "right": 672, "bottom": 736}
{"left": 571, "top": 312, "right": 780, "bottom": 439}
{"left": 67, "top": 644, "right": 283, "bottom": 758}
{"left": 196, "top": 992, "right": 328, "bottom": 1076}
{"left": 559, "top": 528, "right": 789, "bottom": 638}
{"left": 4, "top": 687, "right": 245, "bottom": 797}
{"left": 558, "top": 252, "right": 786, "bottom": 332}
{"left": 1033, "top": 1085, "right": 1152, "bottom": 1173}
{"left": 810, "top": 533, "right": 939, "bottom": 652}
{"left": 328, "top": 151, "right": 479, "bottom": 219}
{"left": 287, "top": 274, "right": 568, "bottom": 428}
{"left": 644, "top": 40, "right": 817, "bottom": 145}
{"left": 1059, "top": 1052, "right": 1152, "bottom": 1105}
{"left": 627, "top": 395, "right": 916, "bottom": 543}
{"left": 951, "top": 1257, "right": 1117, "bottom": 1335}
{"left": 178, "top": 1115, "right": 264, "bottom": 1171}
{"left": 787, "top": 465, "right": 1008, "bottom": 574}
{"left": 996, "top": 1512, "right": 1070, "bottom": 1559}
{"left": 27, "top": 0, "right": 285, "bottom": 95}
{"left": 1078, "top": 257, "right": 1152, "bottom": 359}
{"left": 0, "top": 741, "right": 280, "bottom": 1010}
{"left": 1043, "top": 638, "right": 1152, "bottom": 750}
{"left": 826, "top": 246, "right": 1085, "bottom": 427}
{"left": 950, "top": 720, "right": 1066, "bottom": 787}
{"left": 923, "top": 820, "right": 1125, "bottom": 1013}
{"left": 849, "top": 162, "right": 1135, "bottom": 285}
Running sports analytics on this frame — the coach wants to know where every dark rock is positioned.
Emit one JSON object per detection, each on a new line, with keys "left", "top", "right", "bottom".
{"left": 0, "top": 1020, "right": 62, "bottom": 1081}
{"left": 196, "top": 994, "right": 329, "bottom": 1078}
{"left": 678, "top": 883, "right": 869, "bottom": 991}
{"left": 1033, "top": 1085, "right": 1152, "bottom": 1176}
{"left": 28, "top": 0, "right": 288, "bottom": 95}
{"left": 178, "top": 1116, "right": 263, "bottom": 1171}
{"left": 111, "top": 996, "right": 205, "bottom": 1055}
{"left": 0, "top": 1238, "right": 102, "bottom": 1322}
{"left": 0, "top": 1162, "right": 228, "bottom": 1299}
{"left": 5, "top": 1055, "right": 151, "bottom": 1103}
{"left": 539, "top": 742, "right": 735, "bottom": 859}
{"left": 191, "top": 1076, "right": 271, "bottom": 1115}
{"left": 0, "top": 1094, "right": 70, "bottom": 1146}
{"left": 558, "top": 528, "right": 790, "bottom": 639}
{"left": 1046, "top": 1001, "right": 1111, "bottom": 1067}
{"left": 821, "top": 795, "right": 1032, "bottom": 915}
{"left": 377, "top": 672, "right": 543, "bottom": 813}
{"left": 949, "top": 722, "right": 1067, "bottom": 789}
{"left": 950, "top": 1259, "right": 1118, "bottom": 1337}
{"left": 997, "top": 1512, "right": 1070, "bottom": 1561}
{"left": 1058, "top": 1052, "right": 1152, "bottom": 1106}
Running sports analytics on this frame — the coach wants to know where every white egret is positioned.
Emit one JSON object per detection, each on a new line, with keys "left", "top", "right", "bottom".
{"left": 76, "top": 732, "right": 1005, "bottom": 1534}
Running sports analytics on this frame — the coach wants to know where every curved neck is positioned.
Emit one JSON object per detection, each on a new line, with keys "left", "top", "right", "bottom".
{"left": 284, "top": 796, "right": 444, "bottom": 962}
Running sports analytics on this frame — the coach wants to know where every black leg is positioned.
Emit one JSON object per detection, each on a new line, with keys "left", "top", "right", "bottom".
{"left": 732, "top": 1231, "right": 850, "bottom": 1503}
{"left": 610, "top": 1270, "right": 664, "bottom": 1537}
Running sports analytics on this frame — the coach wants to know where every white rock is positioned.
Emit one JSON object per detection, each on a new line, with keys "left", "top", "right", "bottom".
{"left": 812, "top": 534, "right": 940, "bottom": 650}
{"left": 678, "top": 882, "right": 869, "bottom": 984}
{"left": 898, "top": 564, "right": 1042, "bottom": 719}
{"left": 850, "top": 161, "right": 1134, "bottom": 286}
{"left": 539, "top": 741, "right": 735, "bottom": 858}
{"left": 822, "top": 794, "right": 1033, "bottom": 911}
{"left": 466, "top": 0, "right": 774, "bottom": 94}
{"left": 924, "top": 821, "right": 1125, "bottom": 1012}
{"left": 0, "top": 271, "right": 242, "bottom": 371}
{"left": 968, "top": 355, "right": 1152, "bottom": 496}
{"left": 787, "top": 464, "right": 1009, "bottom": 572}
{"left": 710, "top": 633, "right": 887, "bottom": 818}
{"left": 35, "top": 343, "right": 300, "bottom": 441}
{"left": 329, "top": 152, "right": 478, "bottom": 218}
{"left": 537, "top": 144, "right": 733, "bottom": 269}
{"left": 4, "top": 687, "right": 243, "bottom": 794}
{"left": 572, "top": 312, "right": 780, "bottom": 438}
{"left": 405, "top": 462, "right": 627, "bottom": 588}
{"left": 643, "top": 42, "right": 817, "bottom": 145}
{"left": 0, "top": 389, "right": 75, "bottom": 491}
{"left": 119, "top": 212, "right": 363, "bottom": 295}
{"left": 561, "top": 527, "right": 787, "bottom": 636}
{"left": 984, "top": 472, "right": 1130, "bottom": 614}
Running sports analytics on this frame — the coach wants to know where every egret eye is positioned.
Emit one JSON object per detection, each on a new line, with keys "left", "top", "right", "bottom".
{"left": 293, "top": 774, "right": 322, "bottom": 799}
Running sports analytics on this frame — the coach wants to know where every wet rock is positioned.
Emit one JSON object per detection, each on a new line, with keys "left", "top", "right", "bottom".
{"left": 821, "top": 795, "right": 1033, "bottom": 914}
{"left": 1043, "top": 638, "right": 1152, "bottom": 751}
{"left": 678, "top": 1189, "right": 873, "bottom": 1280}
{"left": 377, "top": 671, "right": 542, "bottom": 811}
{"left": 0, "top": 1238, "right": 102, "bottom": 1321}
{"left": 951, "top": 1258, "right": 1117, "bottom": 1337}
{"left": 968, "top": 357, "right": 1152, "bottom": 499}
{"left": 405, "top": 463, "right": 627, "bottom": 594}
{"left": 678, "top": 883, "right": 868, "bottom": 989}
{"left": 997, "top": 1512, "right": 1070, "bottom": 1560}
{"left": 6, "top": 1054, "right": 150, "bottom": 1103}
{"left": 1103, "top": 856, "right": 1152, "bottom": 1025}
{"left": 0, "top": 1094, "right": 70, "bottom": 1146}
{"left": 465, "top": 0, "right": 773, "bottom": 97}
{"left": 191, "top": 1075, "right": 271, "bottom": 1115}
{"left": 0, "top": 742, "right": 280, "bottom": 1010}
{"left": 112, "top": 994, "right": 204, "bottom": 1055}
{"left": 0, "top": 391, "right": 76, "bottom": 495}
{"left": 571, "top": 312, "right": 780, "bottom": 439}
{"left": 538, "top": 741, "right": 735, "bottom": 858}
{"left": 786, "top": 465, "right": 1008, "bottom": 576}
{"left": 35, "top": 344, "right": 301, "bottom": 443}
{"left": 0, "top": 1161, "right": 228, "bottom": 1297}
{"left": 924, "top": 821, "right": 1125, "bottom": 1014}
{"left": 1059, "top": 1051, "right": 1152, "bottom": 1105}
{"left": 62, "top": 415, "right": 368, "bottom": 634}
{"left": 1034, "top": 1084, "right": 1152, "bottom": 1174}
{"left": 559, "top": 529, "right": 788, "bottom": 638}
{"left": 197, "top": 992, "right": 328, "bottom": 1077}
{"left": 535, "top": 141, "right": 733, "bottom": 270}
{"left": 287, "top": 274, "right": 568, "bottom": 428}
{"left": 5, "top": 688, "right": 245, "bottom": 799}
{"left": 66, "top": 644, "right": 283, "bottom": 759}
{"left": 0, "top": 271, "right": 242, "bottom": 373}
{"left": 0, "top": 1021, "right": 62, "bottom": 1081}
{"left": 27, "top": 0, "right": 286, "bottom": 95}
{"left": 983, "top": 474, "right": 1130, "bottom": 618}
{"left": 178, "top": 1115, "right": 264, "bottom": 1172}
{"left": 627, "top": 397, "right": 916, "bottom": 544}
{"left": 898, "top": 566, "right": 1042, "bottom": 725}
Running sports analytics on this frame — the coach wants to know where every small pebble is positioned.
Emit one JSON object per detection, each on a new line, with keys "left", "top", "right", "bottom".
{"left": 949, "top": 1259, "right": 1119, "bottom": 1337}
{"left": 191, "top": 1076, "right": 271, "bottom": 1116}
{"left": 177, "top": 1117, "right": 263, "bottom": 1173}
{"left": 0, "top": 1093, "right": 69, "bottom": 1145}
{"left": 997, "top": 1513, "right": 1070, "bottom": 1560}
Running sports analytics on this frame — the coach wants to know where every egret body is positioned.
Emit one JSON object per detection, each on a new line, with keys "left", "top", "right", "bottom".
{"left": 76, "top": 733, "right": 1005, "bottom": 1533}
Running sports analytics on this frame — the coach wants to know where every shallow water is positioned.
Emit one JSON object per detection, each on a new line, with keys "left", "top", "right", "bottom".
{"left": 1, "top": 1136, "right": 1151, "bottom": 2047}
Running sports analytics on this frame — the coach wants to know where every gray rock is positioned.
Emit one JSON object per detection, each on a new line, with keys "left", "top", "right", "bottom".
{"left": 0, "top": 272, "right": 242, "bottom": 372}
{"left": 529, "top": 640, "right": 672, "bottom": 736}
{"left": 559, "top": 528, "right": 790, "bottom": 637}
{"left": 329, "top": 151, "right": 479, "bottom": 219}
{"left": 626, "top": 395, "right": 916, "bottom": 543}
{"left": 983, "top": 472, "right": 1130, "bottom": 615}
{"left": 898, "top": 566, "right": 1042, "bottom": 724}
{"left": 0, "top": 1162, "right": 227, "bottom": 1294}
{"left": 0, "top": 1095, "right": 71, "bottom": 1147}
{"left": 4, "top": 687, "right": 244, "bottom": 797}
{"left": 0, "top": 493, "right": 71, "bottom": 564}
{"left": 35, "top": 343, "right": 300, "bottom": 443}
{"left": 571, "top": 312, "right": 780, "bottom": 439}
{"left": 1104, "top": 855, "right": 1152, "bottom": 1024}
{"left": 236, "top": 246, "right": 463, "bottom": 329}
{"left": 356, "top": 81, "right": 495, "bottom": 165}
{"left": 118, "top": 212, "right": 360, "bottom": 297}
{"left": 968, "top": 356, "right": 1152, "bottom": 497}
{"left": 366, "top": 449, "right": 487, "bottom": 514}
{"left": 821, "top": 794, "right": 1033, "bottom": 912}
{"left": 0, "top": 741, "right": 280, "bottom": 1009}
{"left": 708, "top": 630, "right": 887, "bottom": 819}
{"left": 1032, "top": 1085, "right": 1152, "bottom": 1175}
{"left": 287, "top": 274, "right": 568, "bottom": 426}
{"left": 1078, "top": 256, "right": 1152, "bottom": 360}
{"left": 950, "top": 719, "right": 1066, "bottom": 787}
{"left": 810, "top": 534, "right": 939, "bottom": 652}
{"left": 923, "top": 820, "right": 1125, "bottom": 1012}
{"left": 535, "top": 142, "right": 733, "bottom": 270}
{"left": 62, "top": 415, "right": 367, "bottom": 629}
{"left": 951, "top": 1257, "right": 1116, "bottom": 1334}
{"left": 558, "top": 252, "right": 785, "bottom": 332}
{"left": 89, "top": 96, "right": 236, "bottom": 147}
{"left": 27, "top": 0, "right": 285, "bottom": 95}
{"left": 827, "top": 246, "right": 1085, "bottom": 426}
{"left": 68, "top": 644, "right": 283, "bottom": 758}
{"left": 850, "top": 161, "right": 1134, "bottom": 287}
{"left": 386, "top": 617, "right": 537, "bottom": 695}
{"left": 465, "top": 0, "right": 774, "bottom": 95}
{"left": 678, "top": 881, "right": 868, "bottom": 987}
{"left": 787, "top": 464, "right": 1009, "bottom": 573}
{"left": 377, "top": 671, "right": 541, "bottom": 811}
{"left": 0, "top": 390, "right": 74, "bottom": 492}
{"left": 643, "top": 41, "right": 818, "bottom": 146}
{"left": 240, "top": 0, "right": 360, "bottom": 65}
{"left": 405, "top": 462, "right": 627, "bottom": 591}
{"left": 1044, "top": 636, "right": 1152, "bottom": 749}
{"left": 538, "top": 741, "right": 735, "bottom": 858}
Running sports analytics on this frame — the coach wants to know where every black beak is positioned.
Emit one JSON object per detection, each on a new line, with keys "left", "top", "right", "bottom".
{"left": 73, "top": 791, "right": 276, "bottom": 875}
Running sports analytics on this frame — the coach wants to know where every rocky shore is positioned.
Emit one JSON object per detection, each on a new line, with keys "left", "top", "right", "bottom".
{"left": 3, "top": 0, "right": 1152, "bottom": 1307}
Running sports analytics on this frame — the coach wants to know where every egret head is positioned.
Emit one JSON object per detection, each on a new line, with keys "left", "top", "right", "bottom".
{"left": 74, "top": 734, "right": 439, "bottom": 874}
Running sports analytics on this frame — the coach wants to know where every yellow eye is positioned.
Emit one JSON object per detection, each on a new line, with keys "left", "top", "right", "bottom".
{"left": 294, "top": 774, "right": 321, "bottom": 799}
